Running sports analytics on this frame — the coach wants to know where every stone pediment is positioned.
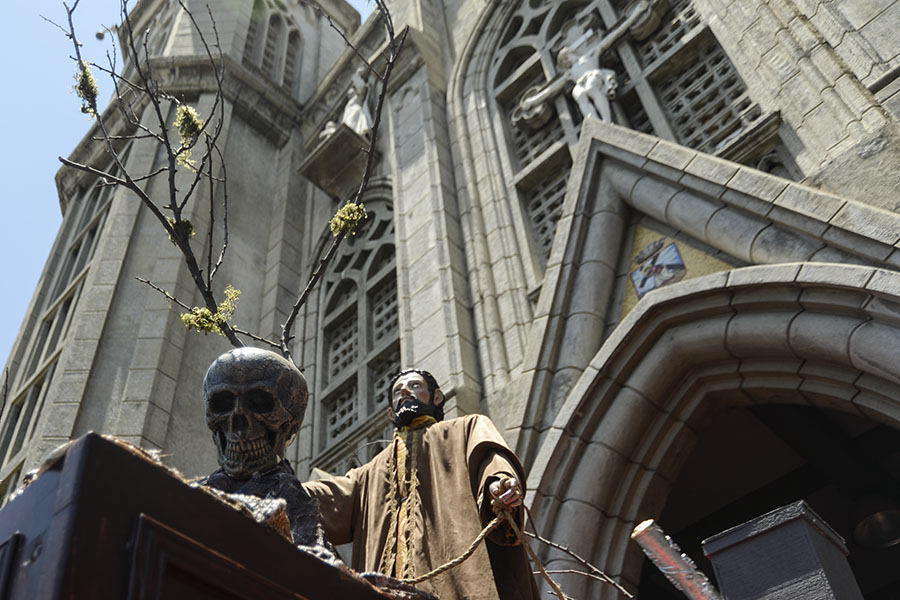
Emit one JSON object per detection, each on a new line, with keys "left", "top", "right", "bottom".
{"left": 514, "top": 118, "right": 900, "bottom": 465}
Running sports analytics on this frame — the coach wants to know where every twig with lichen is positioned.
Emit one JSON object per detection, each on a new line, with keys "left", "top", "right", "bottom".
{"left": 58, "top": 0, "right": 242, "bottom": 347}
{"left": 57, "top": 0, "right": 406, "bottom": 363}
{"left": 278, "top": 25, "right": 409, "bottom": 363}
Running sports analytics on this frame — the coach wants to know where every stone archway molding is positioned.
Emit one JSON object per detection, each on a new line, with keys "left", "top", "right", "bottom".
{"left": 525, "top": 262, "right": 900, "bottom": 598}
{"left": 513, "top": 117, "right": 900, "bottom": 468}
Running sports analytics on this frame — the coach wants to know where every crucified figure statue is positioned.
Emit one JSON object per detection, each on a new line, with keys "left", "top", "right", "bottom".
{"left": 514, "top": 0, "right": 651, "bottom": 127}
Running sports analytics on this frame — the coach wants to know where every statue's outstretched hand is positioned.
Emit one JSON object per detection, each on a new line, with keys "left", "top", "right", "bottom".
{"left": 489, "top": 476, "right": 524, "bottom": 513}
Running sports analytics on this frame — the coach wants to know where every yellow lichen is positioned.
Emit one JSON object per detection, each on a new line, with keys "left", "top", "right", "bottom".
{"left": 173, "top": 104, "right": 205, "bottom": 168}
{"left": 180, "top": 285, "right": 241, "bottom": 335}
{"left": 166, "top": 217, "right": 195, "bottom": 242}
{"left": 329, "top": 201, "right": 368, "bottom": 237}
{"left": 74, "top": 60, "right": 99, "bottom": 116}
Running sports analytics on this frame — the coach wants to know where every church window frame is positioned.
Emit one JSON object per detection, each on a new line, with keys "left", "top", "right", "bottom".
{"left": 0, "top": 158, "right": 120, "bottom": 482}
{"left": 487, "top": 0, "right": 774, "bottom": 285}
{"left": 312, "top": 188, "right": 400, "bottom": 474}
{"left": 242, "top": 0, "right": 305, "bottom": 99}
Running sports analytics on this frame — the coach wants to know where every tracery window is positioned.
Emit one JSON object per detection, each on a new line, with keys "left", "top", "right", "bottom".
{"left": 144, "top": 0, "right": 177, "bottom": 57}
{"left": 490, "top": 0, "right": 775, "bottom": 270}
{"left": 242, "top": 0, "right": 303, "bottom": 98}
{"left": 313, "top": 191, "right": 400, "bottom": 474}
{"left": 0, "top": 168, "right": 116, "bottom": 498}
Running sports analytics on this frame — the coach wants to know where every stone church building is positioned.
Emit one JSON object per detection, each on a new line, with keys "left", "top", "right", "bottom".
{"left": 4, "top": 0, "right": 900, "bottom": 596}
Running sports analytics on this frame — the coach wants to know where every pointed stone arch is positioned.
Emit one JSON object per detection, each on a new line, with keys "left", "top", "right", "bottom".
{"left": 526, "top": 263, "right": 900, "bottom": 598}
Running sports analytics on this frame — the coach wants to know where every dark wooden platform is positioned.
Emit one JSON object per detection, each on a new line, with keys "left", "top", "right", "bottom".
{"left": 0, "top": 433, "right": 387, "bottom": 599}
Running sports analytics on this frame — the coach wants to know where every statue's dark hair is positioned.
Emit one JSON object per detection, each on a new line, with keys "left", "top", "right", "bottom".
{"left": 387, "top": 369, "right": 444, "bottom": 421}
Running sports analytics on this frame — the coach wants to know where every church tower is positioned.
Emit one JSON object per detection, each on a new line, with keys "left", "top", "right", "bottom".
{"left": 5, "top": 0, "right": 900, "bottom": 596}
{"left": 0, "top": 0, "right": 359, "bottom": 495}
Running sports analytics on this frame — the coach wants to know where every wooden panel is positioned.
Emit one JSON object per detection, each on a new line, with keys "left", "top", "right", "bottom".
{"left": 128, "top": 515, "right": 306, "bottom": 600}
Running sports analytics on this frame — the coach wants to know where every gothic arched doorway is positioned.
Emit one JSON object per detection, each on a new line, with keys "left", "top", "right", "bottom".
{"left": 527, "top": 264, "right": 900, "bottom": 599}
{"left": 639, "top": 403, "right": 900, "bottom": 599}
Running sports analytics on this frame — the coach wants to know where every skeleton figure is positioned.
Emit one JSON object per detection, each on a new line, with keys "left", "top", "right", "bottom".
{"left": 199, "top": 347, "right": 336, "bottom": 560}
{"left": 203, "top": 347, "right": 306, "bottom": 477}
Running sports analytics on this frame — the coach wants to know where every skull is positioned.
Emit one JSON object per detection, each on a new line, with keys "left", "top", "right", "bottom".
{"left": 203, "top": 347, "right": 308, "bottom": 479}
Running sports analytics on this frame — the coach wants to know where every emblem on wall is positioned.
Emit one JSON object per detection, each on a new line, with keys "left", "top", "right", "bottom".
{"left": 630, "top": 238, "right": 686, "bottom": 298}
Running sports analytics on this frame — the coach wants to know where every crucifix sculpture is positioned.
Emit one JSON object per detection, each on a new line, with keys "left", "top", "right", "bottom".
{"left": 513, "top": 0, "right": 658, "bottom": 128}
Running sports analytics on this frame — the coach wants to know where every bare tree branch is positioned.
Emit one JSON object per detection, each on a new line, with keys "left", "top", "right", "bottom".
{"left": 297, "top": 0, "right": 383, "bottom": 79}
{"left": 58, "top": 0, "right": 407, "bottom": 359}
{"left": 209, "top": 144, "right": 229, "bottom": 284}
{"left": 280, "top": 26, "right": 410, "bottom": 362}
{"left": 231, "top": 327, "right": 282, "bottom": 349}
{"left": 135, "top": 277, "right": 192, "bottom": 311}
{"left": 523, "top": 506, "right": 634, "bottom": 598}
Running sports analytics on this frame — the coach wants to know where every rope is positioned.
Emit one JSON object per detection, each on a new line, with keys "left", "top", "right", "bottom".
{"left": 495, "top": 505, "right": 569, "bottom": 600}
{"left": 399, "top": 515, "right": 504, "bottom": 585}
{"left": 399, "top": 502, "right": 569, "bottom": 600}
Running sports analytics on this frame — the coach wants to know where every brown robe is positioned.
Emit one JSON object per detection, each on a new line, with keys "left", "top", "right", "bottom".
{"left": 303, "top": 415, "right": 539, "bottom": 600}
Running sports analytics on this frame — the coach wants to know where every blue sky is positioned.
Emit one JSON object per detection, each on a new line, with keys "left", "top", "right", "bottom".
{"left": 0, "top": 0, "right": 372, "bottom": 370}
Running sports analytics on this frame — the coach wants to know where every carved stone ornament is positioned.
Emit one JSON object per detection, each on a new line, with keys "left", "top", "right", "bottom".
{"left": 204, "top": 347, "right": 308, "bottom": 479}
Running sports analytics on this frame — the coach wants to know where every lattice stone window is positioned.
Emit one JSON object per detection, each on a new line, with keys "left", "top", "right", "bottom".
{"left": 243, "top": 0, "right": 263, "bottom": 65}
{"left": 488, "top": 0, "right": 771, "bottom": 274}
{"left": 368, "top": 346, "right": 400, "bottom": 413}
{"left": 262, "top": 14, "right": 283, "bottom": 77}
{"left": 316, "top": 190, "right": 401, "bottom": 466}
{"left": 656, "top": 42, "right": 760, "bottom": 153}
{"left": 283, "top": 31, "right": 300, "bottom": 92}
{"left": 369, "top": 284, "right": 398, "bottom": 348}
{"left": 503, "top": 71, "right": 567, "bottom": 169}
{"left": 526, "top": 169, "right": 568, "bottom": 265}
{"left": 634, "top": 0, "right": 701, "bottom": 67}
{"left": 326, "top": 315, "right": 358, "bottom": 382}
{"left": 325, "top": 384, "right": 358, "bottom": 440}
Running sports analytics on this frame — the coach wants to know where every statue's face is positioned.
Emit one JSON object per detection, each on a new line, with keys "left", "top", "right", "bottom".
{"left": 390, "top": 373, "right": 439, "bottom": 427}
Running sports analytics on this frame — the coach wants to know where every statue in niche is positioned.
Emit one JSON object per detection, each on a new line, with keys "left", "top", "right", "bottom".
{"left": 513, "top": 0, "right": 659, "bottom": 128}
{"left": 320, "top": 67, "right": 373, "bottom": 140}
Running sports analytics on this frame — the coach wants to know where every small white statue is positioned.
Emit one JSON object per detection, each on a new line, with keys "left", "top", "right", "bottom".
{"left": 340, "top": 68, "right": 373, "bottom": 139}
{"left": 319, "top": 68, "right": 373, "bottom": 140}
{"left": 514, "top": 0, "right": 651, "bottom": 127}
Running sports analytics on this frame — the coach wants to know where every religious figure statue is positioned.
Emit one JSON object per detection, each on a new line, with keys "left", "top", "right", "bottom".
{"left": 303, "top": 369, "right": 540, "bottom": 600}
{"left": 513, "top": 0, "right": 653, "bottom": 127}
{"left": 320, "top": 68, "right": 373, "bottom": 140}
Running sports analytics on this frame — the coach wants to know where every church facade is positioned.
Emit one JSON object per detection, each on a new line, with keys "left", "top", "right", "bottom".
{"left": 4, "top": 0, "right": 900, "bottom": 596}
